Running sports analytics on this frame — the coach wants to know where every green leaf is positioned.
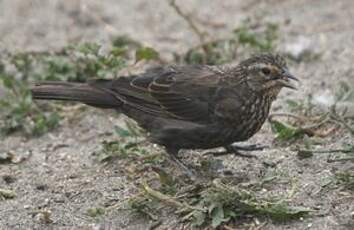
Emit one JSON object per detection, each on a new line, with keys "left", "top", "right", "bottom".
{"left": 286, "top": 99, "right": 302, "bottom": 110}
{"left": 31, "top": 113, "right": 60, "bottom": 136}
{"left": 114, "top": 125, "right": 132, "bottom": 137}
{"left": 46, "top": 113, "right": 61, "bottom": 127}
{"left": 135, "top": 47, "right": 159, "bottom": 62}
{"left": 77, "top": 43, "right": 100, "bottom": 55}
{"left": 265, "top": 202, "right": 311, "bottom": 221}
{"left": 210, "top": 205, "right": 225, "bottom": 228}
{"left": 184, "top": 50, "right": 205, "bottom": 64}
{"left": 270, "top": 120, "right": 301, "bottom": 140}
{"left": 125, "top": 120, "right": 143, "bottom": 137}
{"left": 112, "top": 35, "right": 141, "bottom": 48}
{"left": 1, "top": 75, "right": 14, "bottom": 89}
{"left": 110, "top": 47, "right": 127, "bottom": 57}
{"left": 191, "top": 210, "right": 206, "bottom": 228}
{"left": 233, "top": 22, "right": 278, "bottom": 52}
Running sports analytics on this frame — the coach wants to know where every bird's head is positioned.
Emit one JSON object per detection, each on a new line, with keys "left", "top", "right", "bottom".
{"left": 240, "top": 53, "right": 298, "bottom": 98}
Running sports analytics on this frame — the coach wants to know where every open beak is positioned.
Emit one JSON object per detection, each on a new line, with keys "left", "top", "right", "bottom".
{"left": 277, "top": 71, "right": 299, "bottom": 90}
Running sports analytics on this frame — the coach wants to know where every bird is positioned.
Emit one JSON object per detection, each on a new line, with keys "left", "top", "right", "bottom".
{"left": 31, "top": 53, "right": 298, "bottom": 177}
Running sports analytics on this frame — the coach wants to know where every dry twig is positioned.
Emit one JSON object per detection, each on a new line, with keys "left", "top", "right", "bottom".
{"left": 168, "top": 0, "right": 208, "bottom": 44}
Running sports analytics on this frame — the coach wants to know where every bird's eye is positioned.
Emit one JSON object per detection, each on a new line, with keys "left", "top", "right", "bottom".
{"left": 261, "top": 67, "right": 271, "bottom": 75}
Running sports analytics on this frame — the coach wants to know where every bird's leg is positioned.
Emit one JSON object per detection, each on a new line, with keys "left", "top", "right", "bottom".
{"left": 230, "top": 144, "right": 268, "bottom": 151}
{"left": 224, "top": 145, "right": 257, "bottom": 158}
{"left": 165, "top": 148, "right": 196, "bottom": 179}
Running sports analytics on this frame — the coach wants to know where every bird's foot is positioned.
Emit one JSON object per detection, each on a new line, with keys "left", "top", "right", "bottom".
{"left": 204, "top": 149, "right": 256, "bottom": 158}
{"left": 204, "top": 144, "right": 267, "bottom": 158}
{"left": 230, "top": 144, "right": 268, "bottom": 151}
{"left": 232, "top": 150, "right": 257, "bottom": 158}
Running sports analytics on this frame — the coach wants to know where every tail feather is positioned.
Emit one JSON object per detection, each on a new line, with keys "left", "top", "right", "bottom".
{"left": 31, "top": 81, "right": 122, "bottom": 108}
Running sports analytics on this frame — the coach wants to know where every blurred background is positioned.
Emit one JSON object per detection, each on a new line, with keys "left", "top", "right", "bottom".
{"left": 0, "top": 0, "right": 250, "bottom": 54}
{"left": 1, "top": 0, "right": 354, "bottom": 229}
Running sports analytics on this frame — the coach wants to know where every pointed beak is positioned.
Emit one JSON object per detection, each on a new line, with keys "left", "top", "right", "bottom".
{"left": 277, "top": 71, "right": 298, "bottom": 90}
{"left": 283, "top": 71, "right": 299, "bottom": 82}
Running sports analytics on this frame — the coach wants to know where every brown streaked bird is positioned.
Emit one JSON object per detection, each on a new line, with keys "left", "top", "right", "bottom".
{"left": 31, "top": 53, "right": 298, "bottom": 177}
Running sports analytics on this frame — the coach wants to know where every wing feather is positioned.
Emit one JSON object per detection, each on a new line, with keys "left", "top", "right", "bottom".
{"left": 91, "top": 66, "right": 226, "bottom": 124}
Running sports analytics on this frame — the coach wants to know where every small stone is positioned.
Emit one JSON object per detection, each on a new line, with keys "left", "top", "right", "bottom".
{"left": 53, "top": 195, "right": 65, "bottom": 203}
{"left": 35, "top": 210, "right": 53, "bottom": 224}
{"left": 3, "top": 175, "right": 16, "bottom": 184}
{"left": 0, "top": 188, "right": 16, "bottom": 199}
{"left": 36, "top": 184, "right": 49, "bottom": 191}
{"left": 0, "top": 152, "right": 14, "bottom": 164}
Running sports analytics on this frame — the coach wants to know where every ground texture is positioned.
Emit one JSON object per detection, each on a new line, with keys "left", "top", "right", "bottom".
{"left": 1, "top": 0, "right": 354, "bottom": 229}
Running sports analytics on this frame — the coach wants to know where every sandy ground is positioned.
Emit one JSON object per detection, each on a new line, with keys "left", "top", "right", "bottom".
{"left": 1, "top": 0, "right": 354, "bottom": 229}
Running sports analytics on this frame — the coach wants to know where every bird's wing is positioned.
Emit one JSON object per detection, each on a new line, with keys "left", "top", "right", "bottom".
{"left": 90, "top": 66, "right": 224, "bottom": 124}
{"left": 142, "top": 66, "right": 222, "bottom": 122}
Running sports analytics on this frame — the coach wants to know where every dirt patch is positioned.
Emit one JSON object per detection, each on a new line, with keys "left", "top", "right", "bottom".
{"left": 1, "top": 0, "right": 354, "bottom": 229}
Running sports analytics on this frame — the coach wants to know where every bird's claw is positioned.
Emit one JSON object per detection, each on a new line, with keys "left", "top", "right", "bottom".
{"left": 230, "top": 144, "right": 268, "bottom": 151}
{"left": 230, "top": 150, "right": 258, "bottom": 158}
{"left": 203, "top": 149, "right": 258, "bottom": 158}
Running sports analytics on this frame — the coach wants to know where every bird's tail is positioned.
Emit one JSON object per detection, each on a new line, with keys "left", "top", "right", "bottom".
{"left": 31, "top": 81, "right": 121, "bottom": 108}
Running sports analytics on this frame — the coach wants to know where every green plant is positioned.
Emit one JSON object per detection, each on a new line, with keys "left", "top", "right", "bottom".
{"left": 234, "top": 22, "right": 278, "bottom": 52}
{"left": 96, "top": 140, "right": 148, "bottom": 162}
{"left": 96, "top": 120, "right": 148, "bottom": 162}
{"left": 0, "top": 37, "right": 157, "bottom": 137}
{"left": 182, "top": 21, "right": 279, "bottom": 65}
{"left": 129, "top": 178, "right": 310, "bottom": 228}
{"left": 0, "top": 64, "right": 60, "bottom": 136}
